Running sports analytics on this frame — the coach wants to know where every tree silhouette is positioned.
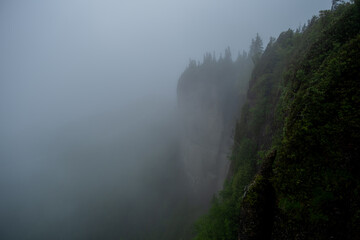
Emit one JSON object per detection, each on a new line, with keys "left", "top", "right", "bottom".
{"left": 249, "top": 33, "right": 263, "bottom": 64}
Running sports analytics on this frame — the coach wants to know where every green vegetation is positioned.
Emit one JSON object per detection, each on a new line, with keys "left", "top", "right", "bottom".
{"left": 194, "top": 1, "right": 360, "bottom": 239}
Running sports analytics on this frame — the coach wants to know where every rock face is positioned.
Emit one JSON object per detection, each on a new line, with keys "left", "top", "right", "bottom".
{"left": 177, "top": 54, "right": 251, "bottom": 199}
{"left": 238, "top": 151, "right": 276, "bottom": 240}
{"left": 178, "top": 79, "right": 231, "bottom": 195}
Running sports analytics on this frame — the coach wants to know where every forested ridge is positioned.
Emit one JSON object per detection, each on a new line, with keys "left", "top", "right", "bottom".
{"left": 4, "top": 1, "right": 356, "bottom": 240}
{"left": 193, "top": 1, "right": 360, "bottom": 239}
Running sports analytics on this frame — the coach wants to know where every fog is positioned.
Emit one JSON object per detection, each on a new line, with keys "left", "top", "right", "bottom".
{"left": 1, "top": 0, "right": 330, "bottom": 239}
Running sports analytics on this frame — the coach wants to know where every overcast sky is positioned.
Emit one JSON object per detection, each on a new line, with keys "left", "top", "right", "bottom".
{"left": 0, "top": 0, "right": 331, "bottom": 134}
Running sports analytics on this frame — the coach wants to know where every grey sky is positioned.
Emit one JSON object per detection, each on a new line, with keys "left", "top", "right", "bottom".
{"left": 0, "top": 0, "right": 330, "bottom": 133}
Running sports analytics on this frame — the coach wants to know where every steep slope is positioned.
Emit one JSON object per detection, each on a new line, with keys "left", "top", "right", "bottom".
{"left": 177, "top": 49, "right": 252, "bottom": 203}
{"left": 194, "top": 2, "right": 360, "bottom": 239}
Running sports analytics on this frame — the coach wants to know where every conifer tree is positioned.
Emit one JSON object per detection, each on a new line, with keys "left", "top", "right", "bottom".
{"left": 249, "top": 33, "right": 263, "bottom": 64}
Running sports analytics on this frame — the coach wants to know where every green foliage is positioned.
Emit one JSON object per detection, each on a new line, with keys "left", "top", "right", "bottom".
{"left": 194, "top": 2, "right": 360, "bottom": 239}
{"left": 193, "top": 136, "right": 258, "bottom": 240}
{"left": 273, "top": 31, "right": 360, "bottom": 239}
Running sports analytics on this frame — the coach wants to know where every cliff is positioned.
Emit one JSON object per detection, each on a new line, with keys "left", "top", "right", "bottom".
{"left": 194, "top": 2, "right": 360, "bottom": 239}
{"left": 177, "top": 50, "right": 252, "bottom": 202}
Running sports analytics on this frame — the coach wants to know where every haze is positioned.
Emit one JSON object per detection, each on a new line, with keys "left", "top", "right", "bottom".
{"left": 0, "top": 0, "right": 330, "bottom": 239}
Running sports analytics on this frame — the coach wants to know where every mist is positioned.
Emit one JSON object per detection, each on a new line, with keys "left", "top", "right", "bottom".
{"left": 1, "top": 0, "right": 331, "bottom": 239}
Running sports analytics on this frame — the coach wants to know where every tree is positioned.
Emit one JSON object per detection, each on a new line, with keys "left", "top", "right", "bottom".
{"left": 249, "top": 33, "right": 263, "bottom": 64}
{"left": 331, "top": 0, "right": 345, "bottom": 10}
{"left": 224, "top": 46, "right": 232, "bottom": 62}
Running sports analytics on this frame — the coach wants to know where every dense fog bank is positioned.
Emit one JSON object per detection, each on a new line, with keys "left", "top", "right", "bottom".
{"left": 1, "top": 99, "right": 188, "bottom": 239}
{"left": 0, "top": 0, "right": 332, "bottom": 239}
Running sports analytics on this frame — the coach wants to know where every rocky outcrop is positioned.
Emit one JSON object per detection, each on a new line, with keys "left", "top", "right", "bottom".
{"left": 177, "top": 53, "right": 252, "bottom": 199}
{"left": 238, "top": 151, "right": 276, "bottom": 240}
{"left": 178, "top": 78, "right": 232, "bottom": 195}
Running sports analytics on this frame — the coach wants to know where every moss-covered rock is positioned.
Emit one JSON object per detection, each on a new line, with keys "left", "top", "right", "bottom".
{"left": 238, "top": 151, "right": 276, "bottom": 240}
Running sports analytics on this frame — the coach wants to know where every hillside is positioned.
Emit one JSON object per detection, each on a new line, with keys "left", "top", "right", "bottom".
{"left": 177, "top": 49, "right": 252, "bottom": 201}
{"left": 194, "top": 1, "right": 360, "bottom": 239}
